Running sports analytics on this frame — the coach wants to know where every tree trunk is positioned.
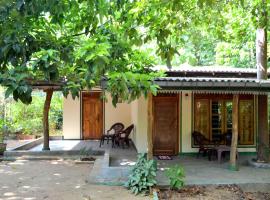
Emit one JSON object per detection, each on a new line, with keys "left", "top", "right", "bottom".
{"left": 256, "top": 27, "right": 269, "bottom": 162}
{"left": 147, "top": 93, "right": 153, "bottom": 160}
{"left": 230, "top": 94, "right": 239, "bottom": 171}
{"left": 42, "top": 89, "right": 53, "bottom": 151}
{"left": 256, "top": 28, "right": 267, "bottom": 80}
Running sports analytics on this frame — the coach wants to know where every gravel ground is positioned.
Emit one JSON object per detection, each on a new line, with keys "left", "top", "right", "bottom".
{"left": 0, "top": 159, "right": 150, "bottom": 200}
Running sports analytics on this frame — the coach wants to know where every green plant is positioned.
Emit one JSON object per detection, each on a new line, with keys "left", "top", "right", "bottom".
{"left": 125, "top": 153, "right": 157, "bottom": 195}
{"left": 165, "top": 165, "right": 185, "bottom": 190}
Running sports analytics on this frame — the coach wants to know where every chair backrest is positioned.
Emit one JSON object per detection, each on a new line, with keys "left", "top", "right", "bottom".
{"left": 192, "top": 131, "right": 209, "bottom": 146}
{"left": 109, "top": 123, "right": 125, "bottom": 133}
{"left": 122, "top": 124, "right": 134, "bottom": 138}
{"left": 224, "top": 132, "right": 232, "bottom": 146}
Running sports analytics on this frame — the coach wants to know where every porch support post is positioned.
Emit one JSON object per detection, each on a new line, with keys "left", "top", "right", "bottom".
{"left": 42, "top": 89, "right": 53, "bottom": 151}
{"left": 147, "top": 93, "right": 153, "bottom": 160}
{"left": 229, "top": 94, "right": 239, "bottom": 171}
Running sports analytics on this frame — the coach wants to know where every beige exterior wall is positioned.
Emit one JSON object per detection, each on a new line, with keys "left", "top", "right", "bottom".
{"left": 63, "top": 91, "right": 133, "bottom": 140}
{"left": 181, "top": 91, "right": 195, "bottom": 153}
{"left": 104, "top": 94, "right": 132, "bottom": 131}
{"left": 130, "top": 96, "right": 148, "bottom": 153}
{"left": 63, "top": 94, "right": 81, "bottom": 139}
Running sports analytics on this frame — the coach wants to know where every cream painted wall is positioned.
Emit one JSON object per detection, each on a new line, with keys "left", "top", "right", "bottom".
{"left": 63, "top": 94, "right": 81, "bottom": 139}
{"left": 130, "top": 96, "right": 148, "bottom": 153}
{"left": 63, "top": 91, "right": 132, "bottom": 140}
{"left": 181, "top": 91, "right": 195, "bottom": 153}
{"left": 104, "top": 94, "right": 132, "bottom": 131}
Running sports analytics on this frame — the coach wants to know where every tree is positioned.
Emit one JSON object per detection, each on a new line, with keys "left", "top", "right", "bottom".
{"left": 0, "top": 0, "right": 160, "bottom": 150}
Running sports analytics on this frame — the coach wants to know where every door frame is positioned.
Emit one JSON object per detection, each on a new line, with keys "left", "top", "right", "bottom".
{"left": 152, "top": 93, "right": 179, "bottom": 155}
{"left": 81, "top": 91, "right": 105, "bottom": 140}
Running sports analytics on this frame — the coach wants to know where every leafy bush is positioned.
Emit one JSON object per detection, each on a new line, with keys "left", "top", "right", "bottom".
{"left": 125, "top": 153, "right": 157, "bottom": 195}
{"left": 165, "top": 165, "right": 185, "bottom": 190}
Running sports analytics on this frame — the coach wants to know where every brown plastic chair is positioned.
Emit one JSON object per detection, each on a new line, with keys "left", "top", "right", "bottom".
{"left": 114, "top": 124, "right": 134, "bottom": 148}
{"left": 99, "top": 123, "right": 125, "bottom": 147}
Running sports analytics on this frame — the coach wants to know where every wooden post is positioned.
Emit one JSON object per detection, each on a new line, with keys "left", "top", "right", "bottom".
{"left": 147, "top": 93, "right": 153, "bottom": 160}
{"left": 229, "top": 94, "right": 239, "bottom": 171}
{"left": 42, "top": 89, "right": 53, "bottom": 151}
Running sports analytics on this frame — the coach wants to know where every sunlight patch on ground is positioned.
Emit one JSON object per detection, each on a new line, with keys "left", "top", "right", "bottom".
{"left": 75, "top": 185, "right": 81, "bottom": 189}
{"left": 3, "top": 192, "right": 15, "bottom": 197}
{"left": 30, "top": 140, "right": 81, "bottom": 151}
{"left": 119, "top": 159, "right": 136, "bottom": 166}
{"left": 9, "top": 161, "right": 28, "bottom": 166}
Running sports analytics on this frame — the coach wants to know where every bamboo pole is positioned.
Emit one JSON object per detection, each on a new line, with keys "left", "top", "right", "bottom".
{"left": 147, "top": 93, "right": 153, "bottom": 160}
{"left": 229, "top": 94, "right": 239, "bottom": 171}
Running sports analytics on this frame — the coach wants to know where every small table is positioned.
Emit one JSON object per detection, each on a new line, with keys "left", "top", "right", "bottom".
{"left": 212, "top": 145, "right": 239, "bottom": 163}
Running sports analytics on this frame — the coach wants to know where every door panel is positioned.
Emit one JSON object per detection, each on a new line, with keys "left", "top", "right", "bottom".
{"left": 82, "top": 92, "right": 103, "bottom": 140}
{"left": 153, "top": 94, "right": 179, "bottom": 155}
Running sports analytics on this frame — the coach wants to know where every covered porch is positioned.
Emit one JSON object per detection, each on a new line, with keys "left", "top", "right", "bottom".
{"left": 147, "top": 73, "right": 270, "bottom": 167}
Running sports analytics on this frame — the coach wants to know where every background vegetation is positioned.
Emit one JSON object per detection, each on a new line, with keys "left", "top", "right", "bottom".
{"left": 0, "top": 88, "right": 63, "bottom": 138}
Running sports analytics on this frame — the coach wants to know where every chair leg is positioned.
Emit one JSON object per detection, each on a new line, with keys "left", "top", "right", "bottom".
{"left": 99, "top": 137, "right": 104, "bottom": 147}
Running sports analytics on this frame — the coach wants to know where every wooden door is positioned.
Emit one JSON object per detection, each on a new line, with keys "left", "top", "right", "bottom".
{"left": 153, "top": 94, "right": 179, "bottom": 155}
{"left": 82, "top": 92, "right": 103, "bottom": 140}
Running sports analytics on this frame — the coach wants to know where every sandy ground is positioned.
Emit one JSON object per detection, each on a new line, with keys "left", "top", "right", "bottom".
{"left": 0, "top": 160, "right": 150, "bottom": 200}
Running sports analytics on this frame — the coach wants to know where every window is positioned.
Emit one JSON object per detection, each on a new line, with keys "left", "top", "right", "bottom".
{"left": 194, "top": 99, "right": 209, "bottom": 140}
{"left": 194, "top": 94, "right": 254, "bottom": 146}
{"left": 239, "top": 100, "right": 254, "bottom": 145}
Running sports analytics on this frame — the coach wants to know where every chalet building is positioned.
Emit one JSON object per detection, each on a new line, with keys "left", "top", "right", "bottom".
{"left": 63, "top": 67, "right": 270, "bottom": 155}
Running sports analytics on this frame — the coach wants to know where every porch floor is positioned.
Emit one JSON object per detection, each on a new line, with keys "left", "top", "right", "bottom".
{"left": 156, "top": 155, "right": 270, "bottom": 185}
{"left": 12, "top": 140, "right": 138, "bottom": 164}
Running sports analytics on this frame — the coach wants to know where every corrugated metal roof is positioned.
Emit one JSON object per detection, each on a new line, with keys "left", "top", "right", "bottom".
{"left": 153, "top": 65, "right": 263, "bottom": 74}
{"left": 154, "top": 77, "right": 268, "bottom": 83}
{"left": 154, "top": 77, "right": 270, "bottom": 94}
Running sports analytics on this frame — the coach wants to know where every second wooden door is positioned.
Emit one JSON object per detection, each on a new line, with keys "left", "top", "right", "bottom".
{"left": 153, "top": 94, "right": 179, "bottom": 155}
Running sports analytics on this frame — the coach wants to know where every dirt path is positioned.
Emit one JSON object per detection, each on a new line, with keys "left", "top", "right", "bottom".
{"left": 0, "top": 160, "right": 150, "bottom": 200}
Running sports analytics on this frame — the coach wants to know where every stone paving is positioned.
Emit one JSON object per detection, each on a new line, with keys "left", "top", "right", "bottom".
{"left": 156, "top": 155, "right": 270, "bottom": 186}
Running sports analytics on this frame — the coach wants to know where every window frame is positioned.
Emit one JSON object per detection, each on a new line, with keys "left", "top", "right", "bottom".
{"left": 193, "top": 94, "right": 255, "bottom": 147}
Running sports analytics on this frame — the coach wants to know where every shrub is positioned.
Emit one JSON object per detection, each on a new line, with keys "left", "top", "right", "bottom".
{"left": 165, "top": 165, "right": 185, "bottom": 190}
{"left": 125, "top": 153, "right": 157, "bottom": 195}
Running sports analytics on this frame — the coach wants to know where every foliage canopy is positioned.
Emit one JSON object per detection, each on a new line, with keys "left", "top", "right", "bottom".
{"left": 0, "top": 0, "right": 269, "bottom": 105}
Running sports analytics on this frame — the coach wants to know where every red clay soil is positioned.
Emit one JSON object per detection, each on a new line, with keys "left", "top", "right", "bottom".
{"left": 158, "top": 185, "right": 270, "bottom": 200}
